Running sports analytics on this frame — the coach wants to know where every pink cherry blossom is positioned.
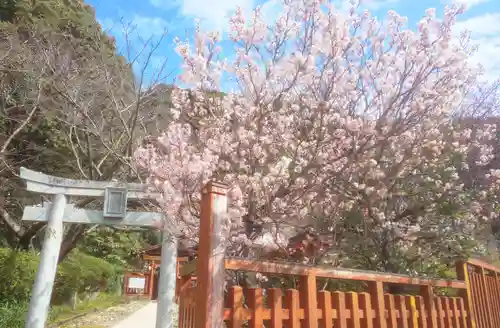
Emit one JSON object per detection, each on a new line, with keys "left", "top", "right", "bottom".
{"left": 134, "top": 0, "right": 500, "bottom": 270}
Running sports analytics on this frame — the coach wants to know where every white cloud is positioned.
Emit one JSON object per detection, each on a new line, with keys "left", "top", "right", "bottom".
{"left": 450, "top": 0, "right": 491, "bottom": 10}
{"left": 454, "top": 13, "right": 500, "bottom": 36}
{"left": 152, "top": 0, "right": 255, "bottom": 33}
{"left": 148, "top": 0, "right": 403, "bottom": 37}
{"left": 362, "top": 0, "right": 400, "bottom": 11}
{"left": 130, "top": 15, "right": 170, "bottom": 36}
{"left": 454, "top": 13, "right": 500, "bottom": 81}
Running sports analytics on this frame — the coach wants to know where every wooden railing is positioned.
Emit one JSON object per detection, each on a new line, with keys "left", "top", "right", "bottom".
{"left": 465, "top": 258, "right": 500, "bottom": 328}
{"left": 177, "top": 257, "right": 475, "bottom": 328}
{"left": 175, "top": 181, "right": 500, "bottom": 328}
{"left": 223, "top": 286, "right": 468, "bottom": 328}
{"left": 178, "top": 277, "right": 197, "bottom": 328}
{"left": 221, "top": 258, "right": 471, "bottom": 328}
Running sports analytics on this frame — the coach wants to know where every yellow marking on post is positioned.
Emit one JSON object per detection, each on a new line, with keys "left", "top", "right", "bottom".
{"left": 410, "top": 296, "right": 419, "bottom": 328}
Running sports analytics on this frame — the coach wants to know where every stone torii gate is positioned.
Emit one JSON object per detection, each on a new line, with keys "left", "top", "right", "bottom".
{"left": 20, "top": 167, "right": 178, "bottom": 328}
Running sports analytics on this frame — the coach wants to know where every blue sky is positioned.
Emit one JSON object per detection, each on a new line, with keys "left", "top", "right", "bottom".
{"left": 86, "top": 0, "right": 500, "bottom": 86}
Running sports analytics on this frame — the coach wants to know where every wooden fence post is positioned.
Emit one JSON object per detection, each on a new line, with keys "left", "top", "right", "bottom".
{"left": 420, "top": 285, "right": 438, "bottom": 328}
{"left": 195, "top": 181, "right": 228, "bottom": 328}
{"left": 149, "top": 263, "right": 156, "bottom": 299}
{"left": 456, "top": 261, "right": 476, "bottom": 328}
{"left": 368, "top": 281, "right": 387, "bottom": 328}
{"left": 299, "top": 274, "right": 318, "bottom": 328}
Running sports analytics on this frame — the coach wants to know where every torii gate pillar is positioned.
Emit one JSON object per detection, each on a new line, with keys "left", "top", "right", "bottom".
{"left": 25, "top": 194, "right": 66, "bottom": 328}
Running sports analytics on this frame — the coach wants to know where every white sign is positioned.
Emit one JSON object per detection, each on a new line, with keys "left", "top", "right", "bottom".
{"left": 128, "top": 277, "right": 146, "bottom": 289}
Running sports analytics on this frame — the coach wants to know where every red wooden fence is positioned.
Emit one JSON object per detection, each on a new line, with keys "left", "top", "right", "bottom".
{"left": 176, "top": 257, "right": 478, "bottom": 328}
{"left": 465, "top": 258, "right": 500, "bottom": 328}
{"left": 219, "top": 259, "right": 470, "bottom": 328}
{"left": 178, "top": 275, "right": 197, "bottom": 328}
{"left": 222, "top": 287, "right": 469, "bottom": 328}
{"left": 173, "top": 180, "right": 500, "bottom": 328}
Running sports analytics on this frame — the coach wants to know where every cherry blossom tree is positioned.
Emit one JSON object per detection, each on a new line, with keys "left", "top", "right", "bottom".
{"left": 134, "top": 0, "right": 500, "bottom": 275}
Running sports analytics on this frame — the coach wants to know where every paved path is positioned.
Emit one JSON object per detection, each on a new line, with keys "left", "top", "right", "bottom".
{"left": 112, "top": 301, "right": 158, "bottom": 328}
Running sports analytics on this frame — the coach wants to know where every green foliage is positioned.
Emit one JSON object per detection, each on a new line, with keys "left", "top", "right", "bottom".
{"left": 1, "top": 0, "right": 114, "bottom": 49}
{"left": 0, "top": 0, "right": 133, "bottom": 252}
{"left": 0, "top": 248, "right": 39, "bottom": 302}
{"left": 0, "top": 0, "right": 18, "bottom": 21}
{"left": 0, "top": 248, "right": 119, "bottom": 304}
{"left": 79, "top": 228, "right": 145, "bottom": 267}
{"left": 53, "top": 250, "right": 118, "bottom": 303}
{"left": 0, "top": 300, "right": 26, "bottom": 328}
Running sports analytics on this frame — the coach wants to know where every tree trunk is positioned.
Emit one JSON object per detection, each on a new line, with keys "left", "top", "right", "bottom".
{"left": 57, "top": 225, "right": 86, "bottom": 263}
{"left": 71, "top": 291, "right": 78, "bottom": 311}
{"left": 16, "top": 222, "right": 46, "bottom": 250}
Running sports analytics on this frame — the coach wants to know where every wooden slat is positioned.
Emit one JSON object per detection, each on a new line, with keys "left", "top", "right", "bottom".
{"left": 406, "top": 296, "right": 418, "bottom": 328}
{"left": 360, "top": 293, "right": 374, "bottom": 328}
{"left": 346, "top": 292, "right": 361, "bottom": 328}
{"left": 435, "top": 297, "right": 445, "bottom": 328}
{"left": 457, "top": 298, "right": 467, "bottom": 328}
{"left": 470, "top": 272, "right": 481, "bottom": 328}
{"left": 415, "top": 296, "right": 427, "bottom": 328}
{"left": 178, "top": 285, "right": 196, "bottom": 328}
{"left": 286, "top": 289, "right": 300, "bottom": 328}
{"left": 268, "top": 288, "right": 283, "bottom": 328}
{"left": 300, "top": 275, "right": 318, "bottom": 328}
{"left": 488, "top": 275, "right": 497, "bottom": 328}
{"left": 227, "top": 286, "right": 244, "bottom": 328}
{"left": 478, "top": 271, "right": 489, "bottom": 328}
{"left": 442, "top": 298, "right": 452, "bottom": 328}
{"left": 385, "top": 294, "right": 397, "bottom": 328}
{"left": 472, "top": 272, "right": 485, "bottom": 328}
{"left": 187, "top": 299, "right": 194, "bottom": 328}
{"left": 420, "top": 286, "right": 438, "bottom": 328}
{"left": 318, "top": 291, "right": 333, "bottom": 328}
{"left": 480, "top": 267, "right": 494, "bottom": 327}
{"left": 247, "top": 288, "right": 264, "bottom": 328}
{"left": 396, "top": 295, "right": 409, "bottom": 328}
{"left": 451, "top": 298, "right": 461, "bottom": 328}
{"left": 333, "top": 292, "right": 348, "bottom": 328}
{"left": 369, "top": 281, "right": 387, "bottom": 328}
{"left": 178, "top": 295, "right": 184, "bottom": 328}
